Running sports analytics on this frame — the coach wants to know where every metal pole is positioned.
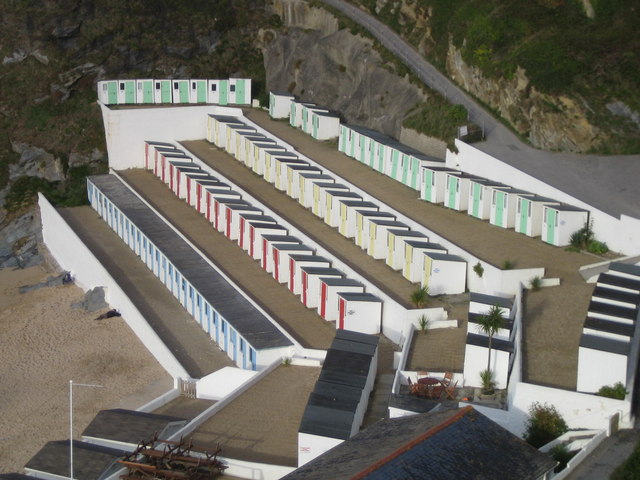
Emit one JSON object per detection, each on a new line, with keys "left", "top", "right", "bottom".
{"left": 69, "top": 380, "right": 73, "bottom": 480}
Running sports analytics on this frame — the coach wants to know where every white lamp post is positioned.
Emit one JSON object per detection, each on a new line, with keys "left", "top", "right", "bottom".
{"left": 69, "top": 380, "right": 103, "bottom": 480}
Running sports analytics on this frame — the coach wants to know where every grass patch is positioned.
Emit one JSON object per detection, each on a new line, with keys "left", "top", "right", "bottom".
{"left": 403, "top": 96, "right": 470, "bottom": 149}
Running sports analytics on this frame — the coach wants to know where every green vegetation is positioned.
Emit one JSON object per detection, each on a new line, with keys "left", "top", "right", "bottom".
{"left": 473, "top": 262, "right": 484, "bottom": 278}
{"left": 597, "top": 382, "right": 627, "bottom": 400}
{"left": 418, "top": 314, "right": 431, "bottom": 333}
{"left": 479, "top": 368, "right": 495, "bottom": 395}
{"left": 549, "top": 443, "right": 577, "bottom": 473}
{"left": 611, "top": 440, "right": 640, "bottom": 480}
{"left": 524, "top": 402, "right": 568, "bottom": 448}
{"left": 529, "top": 276, "right": 542, "bottom": 291}
{"left": 478, "top": 305, "right": 504, "bottom": 373}
{"left": 502, "top": 259, "right": 515, "bottom": 270}
{"left": 403, "top": 97, "right": 469, "bottom": 150}
{"left": 350, "top": 0, "right": 640, "bottom": 153}
{"left": 569, "top": 221, "right": 609, "bottom": 254}
{"left": 410, "top": 285, "right": 430, "bottom": 308}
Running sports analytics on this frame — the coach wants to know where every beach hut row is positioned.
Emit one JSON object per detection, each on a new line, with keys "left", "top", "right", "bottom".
{"left": 419, "top": 164, "right": 590, "bottom": 246}
{"left": 298, "top": 330, "right": 379, "bottom": 467}
{"left": 144, "top": 139, "right": 384, "bottom": 335}
{"left": 87, "top": 174, "right": 293, "bottom": 371}
{"left": 97, "top": 78, "right": 252, "bottom": 106}
{"left": 206, "top": 114, "right": 468, "bottom": 296}
{"left": 289, "top": 98, "right": 341, "bottom": 141}
{"left": 463, "top": 292, "right": 517, "bottom": 390}
{"left": 577, "top": 262, "right": 640, "bottom": 393}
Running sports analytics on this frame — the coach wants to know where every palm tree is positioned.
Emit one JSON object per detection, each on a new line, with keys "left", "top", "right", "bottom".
{"left": 410, "top": 285, "right": 430, "bottom": 308}
{"left": 478, "top": 305, "right": 505, "bottom": 372}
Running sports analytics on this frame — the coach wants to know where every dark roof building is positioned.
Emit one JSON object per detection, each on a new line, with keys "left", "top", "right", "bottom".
{"left": 286, "top": 406, "right": 556, "bottom": 480}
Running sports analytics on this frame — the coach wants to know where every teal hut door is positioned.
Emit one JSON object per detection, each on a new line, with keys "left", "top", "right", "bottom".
{"left": 519, "top": 198, "right": 529, "bottom": 233}
{"left": 369, "top": 141, "right": 375, "bottom": 168}
{"left": 339, "top": 127, "right": 346, "bottom": 151}
{"left": 196, "top": 80, "right": 207, "bottom": 103}
{"left": 447, "top": 176, "right": 457, "bottom": 208}
{"left": 391, "top": 150, "right": 399, "bottom": 179}
{"left": 219, "top": 80, "right": 228, "bottom": 105}
{"left": 494, "top": 191, "right": 505, "bottom": 226}
{"left": 142, "top": 80, "right": 153, "bottom": 103}
{"left": 236, "top": 79, "right": 246, "bottom": 103}
{"left": 546, "top": 208, "right": 557, "bottom": 243}
{"left": 107, "top": 83, "right": 118, "bottom": 104}
{"left": 423, "top": 170, "right": 432, "bottom": 201}
{"left": 472, "top": 183, "right": 481, "bottom": 217}
{"left": 161, "top": 81, "right": 171, "bottom": 103}
{"left": 401, "top": 155, "right": 409, "bottom": 185}
{"left": 124, "top": 81, "right": 135, "bottom": 103}
{"left": 377, "top": 145, "right": 384, "bottom": 172}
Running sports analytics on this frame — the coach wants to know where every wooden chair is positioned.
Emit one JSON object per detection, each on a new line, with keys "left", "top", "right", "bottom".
{"left": 445, "top": 380, "right": 459, "bottom": 400}
{"left": 442, "top": 371, "right": 453, "bottom": 387}
{"left": 429, "top": 385, "right": 444, "bottom": 400}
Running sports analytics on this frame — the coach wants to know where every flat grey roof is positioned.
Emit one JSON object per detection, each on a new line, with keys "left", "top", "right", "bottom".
{"left": 426, "top": 252, "right": 466, "bottom": 263}
{"left": 337, "top": 292, "right": 381, "bottom": 303}
{"left": 610, "top": 262, "right": 640, "bottom": 277}
{"left": 320, "top": 277, "right": 362, "bottom": 287}
{"left": 334, "top": 329, "right": 379, "bottom": 346}
{"left": 580, "top": 333, "right": 630, "bottom": 355}
{"left": 82, "top": 409, "right": 186, "bottom": 445}
{"left": 466, "top": 333, "right": 514, "bottom": 353}
{"left": 470, "top": 292, "right": 514, "bottom": 309}
{"left": 89, "top": 175, "right": 292, "bottom": 350}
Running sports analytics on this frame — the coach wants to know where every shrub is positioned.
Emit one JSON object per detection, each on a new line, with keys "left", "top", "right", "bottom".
{"left": 524, "top": 402, "right": 568, "bottom": 448}
{"left": 473, "top": 262, "right": 484, "bottom": 278}
{"left": 410, "top": 285, "right": 430, "bottom": 308}
{"left": 529, "top": 276, "right": 542, "bottom": 291}
{"left": 550, "top": 443, "right": 577, "bottom": 473}
{"left": 597, "top": 382, "right": 627, "bottom": 400}
{"left": 479, "top": 369, "right": 495, "bottom": 395}
{"left": 588, "top": 240, "right": 609, "bottom": 254}
{"left": 502, "top": 259, "right": 515, "bottom": 270}
{"left": 418, "top": 314, "right": 431, "bottom": 333}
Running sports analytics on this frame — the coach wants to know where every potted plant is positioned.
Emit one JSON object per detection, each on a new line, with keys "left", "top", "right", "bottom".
{"left": 479, "top": 369, "right": 496, "bottom": 398}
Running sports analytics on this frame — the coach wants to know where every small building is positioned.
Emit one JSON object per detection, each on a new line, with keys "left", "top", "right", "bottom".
{"left": 228, "top": 78, "right": 251, "bottom": 105}
{"left": 467, "top": 292, "right": 514, "bottom": 340}
{"left": 226, "top": 124, "right": 257, "bottom": 155}
{"left": 97, "top": 80, "right": 118, "bottom": 104}
{"left": 205, "top": 189, "right": 242, "bottom": 226}
{"left": 189, "top": 79, "right": 208, "bottom": 103}
{"left": 423, "top": 252, "right": 466, "bottom": 295}
{"left": 273, "top": 244, "right": 315, "bottom": 284}
{"left": 402, "top": 240, "right": 447, "bottom": 283}
{"left": 367, "top": 219, "right": 409, "bottom": 259}
{"left": 264, "top": 151, "right": 299, "bottom": 184}
{"left": 467, "top": 178, "right": 508, "bottom": 220}
{"left": 464, "top": 333, "right": 514, "bottom": 390}
{"left": 443, "top": 172, "right": 482, "bottom": 211}
{"left": 261, "top": 234, "right": 301, "bottom": 273}
{"left": 171, "top": 79, "right": 190, "bottom": 103}
{"left": 226, "top": 204, "right": 263, "bottom": 241}
{"left": 154, "top": 79, "right": 172, "bottom": 103}
{"left": 420, "top": 166, "right": 460, "bottom": 204}
{"left": 135, "top": 79, "right": 154, "bottom": 104}
{"left": 196, "top": 179, "right": 229, "bottom": 215}
{"left": 337, "top": 292, "right": 382, "bottom": 334}
{"left": 144, "top": 141, "right": 175, "bottom": 170}
{"left": 248, "top": 221, "right": 288, "bottom": 260}
{"left": 355, "top": 211, "right": 396, "bottom": 250}
{"left": 313, "top": 182, "right": 349, "bottom": 218}
{"left": 213, "top": 197, "right": 247, "bottom": 232}
{"left": 339, "top": 200, "right": 378, "bottom": 238}
{"left": 310, "top": 110, "right": 341, "bottom": 140}
{"left": 207, "top": 79, "right": 222, "bottom": 104}
{"left": 290, "top": 255, "right": 332, "bottom": 295}
{"left": 206, "top": 114, "right": 244, "bottom": 147}
{"left": 236, "top": 133, "right": 268, "bottom": 165}
{"left": 157, "top": 151, "right": 191, "bottom": 184}
{"left": 291, "top": 101, "right": 316, "bottom": 129}
{"left": 275, "top": 157, "right": 309, "bottom": 191}
{"left": 288, "top": 164, "right": 323, "bottom": 199}
{"left": 238, "top": 213, "right": 276, "bottom": 250}
{"left": 319, "top": 277, "right": 365, "bottom": 321}
{"left": 325, "top": 191, "right": 362, "bottom": 228}
{"left": 255, "top": 146, "right": 287, "bottom": 176}
{"left": 287, "top": 406, "right": 556, "bottom": 479}
{"left": 386, "top": 230, "right": 428, "bottom": 271}
{"left": 269, "top": 91, "right": 296, "bottom": 119}
{"left": 514, "top": 194, "right": 560, "bottom": 237}
{"left": 541, "top": 204, "right": 589, "bottom": 247}
{"left": 301, "top": 104, "right": 330, "bottom": 135}
{"left": 168, "top": 161, "right": 199, "bottom": 197}
{"left": 117, "top": 79, "right": 137, "bottom": 104}
{"left": 301, "top": 266, "right": 344, "bottom": 308}
{"left": 299, "top": 173, "right": 335, "bottom": 209}
{"left": 184, "top": 172, "right": 214, "bottom": 207}
{"left": 489, "top": 187, "right": 534, "bottom": 229}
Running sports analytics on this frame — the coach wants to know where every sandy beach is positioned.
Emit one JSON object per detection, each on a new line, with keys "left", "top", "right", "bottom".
{"left": 0, "top": 263, "right": 171, "bottom": 473}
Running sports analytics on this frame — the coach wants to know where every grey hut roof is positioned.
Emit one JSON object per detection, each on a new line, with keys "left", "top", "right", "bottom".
{"left": 270, "top": 90, "right": 295, "bottom": 97}
{"left": 580, "top": 333, "right": 630, "bottom": 355}
{"left": 262, "top": 234, "right": 300, "bottom": 244}
{"left": 404, "top": 240, "right": 446, "bottom": 251}
{"left": 518, "top": 194, "right": 558, "bottom": 203}
{"left": 337, "top": 292, "right": 380, "bottom": 303}
{"left": 470, "top": 292, "right": 514, "bottom": 309}
{"left": 425, "top": 252, "right": 466, "bottom": 263}
{"left": 547, "top": 203, "right": 588, "bottom": 212}
{"left": 314, "top": 181, "right": 348, "bottom": 190}
{"left": 283, "top": 407, "right": 556, "bottom": 480}
{"left": 145, "top": 140, "right": 175, "bottom": 148}
{"left": 300, "top": 266, "right": 343, "bottom": 277}
{"left": 25, "top": 440, "right": 126, "bottom": 480}
{"left": 610, "top": 262, "right": 640, "bottom": 278}
{"left": 320, "top": 277, "right": 362, "bottom": 288}
{"left": 208, "top": 114, "right": 243, "bottom": 123}
{"left": 88, "top": 175, "right": 291, "bottom": 350}
{"left": 339, "top": 200, "right": 378, "bottom": 209}
{"left": 466, "top": 333, "right": 513, "bottom": 353}
{"left": 388, "top": 229, "right": 426, "bottom": 240}
{"left": 82, "top": 409, "right": 186, "bottom": 445}
{"left": 334, "top": 329, "right": 378, "bottom": 346}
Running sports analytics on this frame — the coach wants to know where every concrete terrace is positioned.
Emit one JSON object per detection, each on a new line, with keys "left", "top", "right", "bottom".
{"left": 241, "top": 109, "right": 597, "bottom": 389}
{"left": 117, "top": 169, "right": 336, "bottom": 350}
{"left": 189, "top": 365, "right": 320, "bottom": 467}
{"left": 59, "top": 206, "right": 234, "bottom": 378}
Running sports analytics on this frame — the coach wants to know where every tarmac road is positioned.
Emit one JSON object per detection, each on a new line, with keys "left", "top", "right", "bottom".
{"left": 317, "top": 0, "right": 640, "bottom": 220}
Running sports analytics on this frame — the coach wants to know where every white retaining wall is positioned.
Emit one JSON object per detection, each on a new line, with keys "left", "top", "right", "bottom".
{"left": 38, "top": 193, "right": 189, "bottom": 379}
{"left": 449, "top": 140, "right": 640, "bottom": 255}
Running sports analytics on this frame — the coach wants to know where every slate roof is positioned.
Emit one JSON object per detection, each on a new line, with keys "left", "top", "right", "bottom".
{"left": 580, "top": 333, "right": 630, "bottom": 355}
{"left": 25, "top": 440, "right": 126, "bottom": 480}
{"left": 470, "top": 292, "right": 514, "bottom": 310}
{"left": 466, "top": 333, "right": 514, "bottom": 353}
{"left": 284, "top": 407, "right": 556, "bottom": 480}
{"left": 610, "top": 262, "right": 640, "bottom": 278}
{"left": 337, "top": 292, "right": 380, "bottom": 303}
{"left": 89, "top": 175, "right": 292, "bottom": 349}
{"left": 81, "top": 409, "right": 186, "bottom": 445}
{"left": 0, "top": 474, "right": 35, "bottom": 480}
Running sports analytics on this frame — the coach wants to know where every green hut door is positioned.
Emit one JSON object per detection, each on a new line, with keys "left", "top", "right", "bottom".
{"left": 472, "top": 183, "right": 482, "bottom": 217}
{"left": 160, "top": 81, "right": 171, "bottom": 103}
{"left": 196, "top": 80, "right": 207, "bottom": 103}
{"left": 107, "top": 83, "right": 118, "bottom": 104}
{"left": 401, "top": 155, "right": 409, "bottom": 185}
{"left": 141, "top": 80, "right": 153, "bottom": 103}
{"left": 518, "top": 198, "right": 529, "bottom": 233}
{"left": 423, "top": 170, "right": 433, "bottom": 201}
{"left": 124, "top": 81, "right": 136, "bottom": 103}
{"left": 546, "top": 208, "right": 557, "bottom": 243}
{"left": 219, "top": 80, "right": 229, "bottom": 105}
{"left": 377, "top": 144, "right": 384, "bottom": 172}
{"left": 494, "top": 191, "right": 505, "bottom": 226}
{"left": 236, "top": 80, "right": 246, "bottom": 103}
{"left": 391, "top": 150, "right": 399, "bottom": 179}
{"left": 447, "top": 176, "right": 457, "bottom": 208}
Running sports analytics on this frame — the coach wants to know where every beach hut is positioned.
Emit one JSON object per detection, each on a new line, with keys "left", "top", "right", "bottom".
{"left": 184, "top": 172, "right": 214, "bottom": 206}
{"left": 409, "top": 153, "right": 445, "bottom": 191}
{"left": 326, "top": 191, "right": 362, "bottom": 228}
{"left": 212, "top": 197, "right": 247, "bottom": 231}
{"left": 154, "top": 79, "right": 172, "bottom": 103}
{"left": 403, "top": 240, "right": 447, "bottom": 283}
{"left": 264, "top": 151, "right": 299, "bottom": 184}
{"left": 135, "top": 79, "right": 154, "bottom": 104}
{"left": 299, "top": 174, "right": 334, "bottom": 209}
{"left": 386, "top": 230, "right": 428, "bottom": 271}
{"left": 339, "top": 201, "right": 378, "bottom": 238}
{"left": 207, "top": 114, "right": 244, "bottom": 147}
{"left": 301, "top": 267, "right": 343, "bottom": 308}
{"left": 355, "top": 211, "right": 396, "bottom": 250}
{"left": 117, "top": 79, "right": 136, "bottom": 104}
{"left": 249, "top": 221, "right": 288, "bottom": 260}
{"left": 368, "top": 220, "right": 409, "bottom": 259}
{"left": 287, "top": 164, "right": 323, "bottom": 199}
{"left": 514, "top": 194, "right": 560, "bottom": 237}
{"left": 168, "top": 161, "right": 199, "bottom": 196}
{"left": 444, "top": 172, "right": 482, "bottom": 211}
{"left": 274, "top": 157, "right": 309, "bottom": 191}
{"left": 254, "top": 145, "right": 286, "bottom": 176}
{"left": 319, "top": 277, "right": 364, "bottom": 321}
{"left": 467, "top": 178, "right": 508, "bottom": 220}
{"left": 207, "top": 80, "right": 221, "bottom": 104}
{"left": 226, "top": 125, "right": 257, "bottom": 155}
{"left": 189, "top": 79, "right": 208, "bottom": 103}
{"left": 269, "top": 91, "right": 295, "bottom": 119}
{"left": 489, "top": 188, "right": 534, "bottom": 229}
{"left": 238, "top": 213, "right": 276, "bottom": 250}
{"left": 337, "top": 292, "right": 382, "bottom": 334}
{"left": 290, "top": 255, "right": 331, "bottom": 295}
{"left": 301, "top": 104, "right": 329, "bottom": 135}
{"left": 195, "top": 179, "right": 227, "bottom": 214}
{"left": 144, "top": 141, "right": 175, "bottom": 170}
{"left": 157, "top": 151, "right": 191, "bottom": 183}
{"left": 97, "top": 80, "right": 118, "bottom": 104}
{"left": 261, "top": 235, "right": 301, "bottom": 272}
{"left": 420, "top": 166, "right": 460, "bottom": 204}
{"left": 164, "top": 155, "right": 195, "bottom": 187}
{"left": 541, "top": 204, "right": 589, "bottom": 246}
{"left": 313, "top": 182, "right": 350, "bottom": 218}
{"left": 310, "top": 111, "right": 341, "bottom": 140}
{"left": 273, "top": 244, "right": 315, "bottom": 284}
{"left": 469, "top": 292, "right": 515, "bottom": 322}
{"left": 423, "top": 252, "right": 467, "bottom": 295}
{"left": 228, "top": 78, "right": 251, "bottom": 105}
{"left": 176, "top": 168, "right": 208, "bottom": 200}
{"left": 226, "top": 204, "right": 263, "bottom": 240}
{"left": 171, "top": 80, "right": 190, "bottom": 103}
{"left": 236, "top": 134, "right": 268, "bottom": 165}
{"left": 291, "top": 101, "right": 315, "bottom": 129}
